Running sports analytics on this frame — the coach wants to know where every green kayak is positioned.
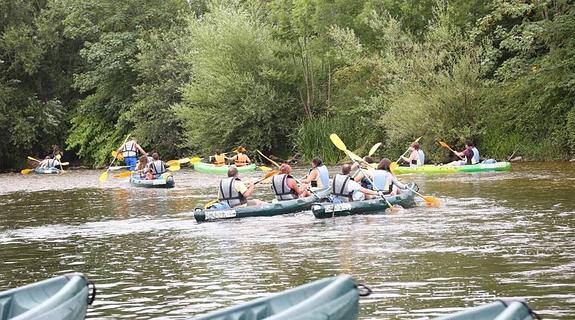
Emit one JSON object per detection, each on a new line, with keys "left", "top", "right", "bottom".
{"left": 33, "top": 167, "right": 60, "bottom": 174}
{"left": 129, "top": 173, "right": 175, "bottom": 188}
{"left": 393, "top": 161, "right": 511, "bottom": 175}
{"left": 0, "top": 273, "right": 95, "bottom": 320}
{"left": 435, "top": 299, "right": 539, "bottom": 320}
{"left": 190, "top": 275, "right": 363, "bottom": 320}
{"left": 194, "top": 162, "right": 257, "bottom": 174}
{"left": 312, "top": 185, "right": 417, "bottom": 219}
{"left": 194, "top": 188, "right": 330, "bottom": 222}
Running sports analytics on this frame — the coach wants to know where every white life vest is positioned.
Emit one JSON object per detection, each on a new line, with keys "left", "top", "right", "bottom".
{"left": 219, "top": 177, "right": 246, "bottom": 208}
{"left": 271, "top": 174, "right": 297, "bottom": 201}
{"left": 308, "top": 165, "right": 330, "bottom": 188}
{"left": 150, "top": 160, "right": 166, "bottom": 177}
{"left": 122, "top": 141, "right": 138, "bottom": 158}
{"left": 332, "top": 174, "right": 353, "bottom": 202}
{"left": 471, "top": 147, "right": 480, "bottom": 164}
{"left": 371, "top": 170, "right": 393, "bottom": 194}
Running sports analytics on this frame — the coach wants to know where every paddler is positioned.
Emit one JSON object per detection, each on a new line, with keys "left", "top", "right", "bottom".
{"left": 38, "top": 156, "right": 61, "bottom": 168}
{"left": 117, "top": 137, "right": 146, "bottom": 170}
{"left": 211, "top": 149, "right": 227, "bottom": 166}
{"left": 331, "top": 164, "right": 379, "bottom": 203}
{"left": 449, "top": 139, "right": 480, "bottom": 165}
{"left": 231, "top": 146, "right": 251, "bottom": 167}
{"left": 216, "top": 166, "right": 265, "bottom": 208}
{"left": 400, "top": 142, "right": 425, "bottom": 166}
{"left": 300, "top": 157, "right": 330, "bottom": 189}
{"left": 149, "top": 152, "right": 168, "bottom": 178}
{"left": 271, "top": 164, "right": 310, "bottom": 200}
{"left": 353, "top": 158, "right": 406, "bottom": 196}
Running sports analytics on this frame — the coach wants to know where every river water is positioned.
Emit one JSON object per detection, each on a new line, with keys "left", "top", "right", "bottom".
{"left": 0, "top": 162, "right": 574, "bottom": 319}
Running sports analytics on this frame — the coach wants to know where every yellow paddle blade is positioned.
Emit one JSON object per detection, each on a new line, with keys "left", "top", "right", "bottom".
{"left": 99, "top": 171, "right": 109, "bottom": 183}
{"left": 114, "top": 171, "right": 132, "bottom": 178}
{"left": 368, "top": 142, "right": 382, "bottom": 157}
{"left": 204, "top": 199, "right": 219, "bottom": 209}
{"left": 166, "top": 160, "right": 179, "bottom": 166}
{"left": 390, "top": 162, "right": 399, "bottom": 174}
{"left": 59, "top": 162, "right": 70, "bottom": 166}
{"left": 439, "top": 141, "right": 451, "bottom": 149}
{"left": 178, "top": 157, "right": 190, "bottom": 164}
{"left": 423, "top": 196, "right": 442, "bottom": 208}
{"left": 27, "top": 156, "right": 41, "bottom": 162}
{"left": 344, "top": 150, "right": 364, "bottom": 163}
{"left": 20, "top": 169, "right": 34, "bottom": 174}
{"left": 329, "top": 133, "right": 347, "bottom": 151}
{"left": 189, "top": 157, "right": 202, "bottom": 164}
{"left": 388, "top": 205, "right": 401, "bottom": 213}
{"left": 259, "top": 165, "right": 272, "bottom": 172}
{"left": 263, "top": 169, "right": 280, "bottom": 179}
{"left": 167, "top": 164, "right": 180, "bottom": 171}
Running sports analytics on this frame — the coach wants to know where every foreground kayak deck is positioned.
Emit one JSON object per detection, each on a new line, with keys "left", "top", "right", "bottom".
{"left": 393, "top": 161, "right": 511, "bottom": 174}
{"left": 0, "top": 273, "right": 95, "bottom": 320}
{"left": 312, "top": 187, "right": 417, "bottom": 219}
{"left": 193, "top": 162, "right": 257, "bottom": 174}
{"left": 434, "top": 299, "right": 539, "bottom": 320}
{"left": 190, "top": 275, "right": 360, "bottom": 320}
{"left": 33, "top": 167, "right": 60, "bottom": 174}
{"left": 129, "top": 173, "right": 175, "bottom": 188}
{"left": 194, "top": 188, "right": 330, "bottom": 222}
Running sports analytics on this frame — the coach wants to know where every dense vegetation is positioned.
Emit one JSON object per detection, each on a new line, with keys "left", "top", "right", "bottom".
{"left": 1, "top": 0, "right": 573, "bottom": 169}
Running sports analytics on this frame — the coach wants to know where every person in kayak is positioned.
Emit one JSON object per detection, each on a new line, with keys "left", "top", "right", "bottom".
{"left": 117, "top": 137, "right": 146, "bottom": 171}
{"left": 400, "top": 142, "right": 425, "bottom": 166}
{"left": 353, "top": 158, "right": 406, "bottom": 196}
{"left": 211, "top": 150, "right": 227, "bottom": 166}
{"left": 351, "top": 156, "right": 376, "bottom": 189}
{"left": 449, "top": 139, "right": 480, "bottom": 165}
{"left": 149, "top": 152, "right": 168, "bottom": 178}
{"left": 272, "top": 164, "right": 310, "bottom": 200}
{"left": 300, "top": 157, "right": 330, "bottom": 189}
{"left": 38, "top": 156, "right": 61, "bottom": 168}
{"left": 218, "top": 166, "right": 265, "bottom": 208}
{"left": 331, "top": 164, "right": 379, "bottom": 203}
{"left": 232, "top": 146, "right": 251, "bottom": 167}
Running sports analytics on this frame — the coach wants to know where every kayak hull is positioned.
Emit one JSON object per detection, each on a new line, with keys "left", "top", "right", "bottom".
{"left": 434, "top": 299, "right": 537, "bottom": 320}
{"left": 33, "top": 167, "right": 60, "bottom": 174}
{"left": 312, "top": 187, "right": 417, "bottom": 219}
{"left": 129, "top": 174, "right": 175, "bottom": 188}
{"left": 190, "top": 275, "right": 359, "bottom": 320}
{"left": 194, "top": 188, "right": 330, "bottom": 222}
{"left": 393, "top": 161, "right": 511, "bottom": 174}
{"left": 193, "top": 162, "right": 257, "bottom": 174}
{"left": 0, "top": 273, "right": 93, "bottom": 320}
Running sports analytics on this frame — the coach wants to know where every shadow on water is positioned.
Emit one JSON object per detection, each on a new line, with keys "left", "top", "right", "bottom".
{"left": 0, "top": 162, "right": 574, "bottom": 319}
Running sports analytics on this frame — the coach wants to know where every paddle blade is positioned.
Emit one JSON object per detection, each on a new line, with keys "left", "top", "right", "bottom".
{"left": 111, "top": 150, "right": 124, "bottom": 161}
{"left": 368, "top": 142, "right": 382, "bottom": 157}
{"left": 20, "top": 169, "right": 34, "bottom": 174}
{"left": 114, "top": 171, "right": 132, "bottom": 178}
{"left": 60, "top": 162, "right": 69, "bottom": 166}
{"left": 424, "top": 196, "right": 442, "bottom": 208}
{"left": 439, "top": 141, "right": 450, "bottom": 149}
{"left": 168, "top": 164, "right": 180, "bottom": 172}
{"left": 27, "top": 156, "right": 41, "bottom": 162}
{"left": 189, "top": 157, "right": 202, "bottom": 164}
{"left": 99, "top": 171, "right": 109, "bottom": 183}
{"left": 329, "top": 133, "right": 347, "bottom": 151}
{"left": 390, "top": 162, "right": 399, "bottom": 174}
{"left": 178, "top": 157, "right": 190, "bottom": 164}
{"left": 166, "top": 160, "right": 179, "bottom": 166}
{"left": 344, "top": 150, "right": 364, "bottom": 163}
{"left": 259, "top": 165, "right": 272, "bottom": 172}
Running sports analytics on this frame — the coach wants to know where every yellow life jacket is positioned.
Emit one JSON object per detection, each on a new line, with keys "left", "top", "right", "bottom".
{"left": 214, "top": 154, "right": 226, "bottom": 166}
{"left": 234, "top": 153, "right": 249, "bottom": 167}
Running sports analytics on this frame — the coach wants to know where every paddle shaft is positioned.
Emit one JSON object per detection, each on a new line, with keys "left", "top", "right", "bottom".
{"left": 257, "top": 150, "right": 281, "bottom": 168}
{"left": 355, "top": 165, "right": 396, "bottom": 209}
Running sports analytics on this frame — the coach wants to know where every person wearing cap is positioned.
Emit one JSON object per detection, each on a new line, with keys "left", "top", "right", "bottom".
{"left": 401, "top": 142, "right": 425, "bottom": 166}
{"left": 117, "top": 137, "right": 146, "bottom": 170}
{"left": 217, "top": 166, "right": 265, "bottom": 208}
{"left": 300, "top": 157, "right": 330, "bottom": 189}
{"left": 271, "top": 164, "right": 310, "bottom": 200}
{"left": 331, "top": 164, "right": 380, "bottom": 203}
{"left": 232, "top": 146, "right": 251, "bottom": 167}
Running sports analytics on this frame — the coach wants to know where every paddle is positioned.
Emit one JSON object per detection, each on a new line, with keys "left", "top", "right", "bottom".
{"left": 256, "top": 150, "right": 281, "bottom": 168}
{"left": 114, "top": 163, "right": 181, "bottom": 178}
{"left": 368, "top": 142, "right": 382, "bottom": 157}
{"left": 439, "top": 141, "right": 464, "bottom": 159}
{"left": 330, "top": 133, "right": 400, "bottom": 213}
{"left": 99, "top": 134, "right": 131, "bottom": 183}
{"left": 27, "top": 156, "right": 41, "bottom": 163}
{"left": 166, "top": 158, "right": 191, "bottom": 167}
{"left": 410, "top": 187, "right": 441, "bottom": 207}
{"left": 20, "top": 169, "right": 33, "bottom": 174}
{"left": 203, "top": 169, "right": 280, "bottom": 209}
{"left": 111, "top": 150, "right": 124, "bottom": 161}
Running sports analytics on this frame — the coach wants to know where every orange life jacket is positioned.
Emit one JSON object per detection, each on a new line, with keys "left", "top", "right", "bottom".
{"left": 234, "top": 153, "right": 249, "bottom": 167}
{"left": 214, "top": 154, "right": 226, "bottom": 166}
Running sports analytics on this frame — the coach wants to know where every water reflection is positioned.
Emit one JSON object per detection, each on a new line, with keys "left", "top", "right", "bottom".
{"left": 0, "top": 163, "right": 574, "bottom": 319}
